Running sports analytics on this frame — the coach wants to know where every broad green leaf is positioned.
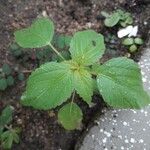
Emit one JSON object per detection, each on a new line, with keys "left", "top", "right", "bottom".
{"left": 58, "top": 103, "right": 83, "bottom": 130}
{"left": 14, "top": 18, "right": 54, "bottom": 48}
{"left": 73, "top": 67, "right": 93, "bottom": 105}
{"left": 96, "top": 57, "right": 150, "bottom": 109}
{"left": 104, "top": 12, "right": 120, "bottom": 27}
{"left": 0, "top": 106, "right": 13, "bottom": 128}
{"left": 21, "top": 62, "right": 74, "bottom": 110}
{"left": 69, "top": 30, "right": 105, "bottom": 66}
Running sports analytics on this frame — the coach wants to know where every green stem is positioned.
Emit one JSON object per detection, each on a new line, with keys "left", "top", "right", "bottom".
{"left": 70, "top": 90, "right": 76, "bottom": 113}
{"left": 48, "top": 43, "right": 65, "bottom": 61}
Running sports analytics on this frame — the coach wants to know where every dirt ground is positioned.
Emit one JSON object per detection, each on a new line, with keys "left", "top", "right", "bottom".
{"left": 0, "top": 0, "right": 150, "bottom": 150}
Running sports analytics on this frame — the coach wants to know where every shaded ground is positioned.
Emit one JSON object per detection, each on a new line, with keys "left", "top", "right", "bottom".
{"left": 0, "top": 0, "right": 150, "bottom": 150}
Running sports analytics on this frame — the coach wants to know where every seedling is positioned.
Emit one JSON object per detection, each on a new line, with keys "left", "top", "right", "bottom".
{"left": 0, "top": 63, "right": 26, "bottom": 91}
{"left": 102, "top": 9, "right": 133, "bottom": 27}
{"left": 122, "top": 37, "right": 144, "bottom": 53}
{"left": 0, "top": 106, "right": 21, "bottom": 149}
{"left": 0, "top": 64, "right": 14, "bottom": 91}
{"left": 9, "top": 43, "right": 23, "bottom": 57}
{"left": 14, "top": 18, "right": 150, "bottom": 130}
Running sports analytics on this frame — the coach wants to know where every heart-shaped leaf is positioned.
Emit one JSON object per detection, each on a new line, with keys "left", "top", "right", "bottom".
{"left": 104, "top": 12, "right": 120, "bottom": 27}
{"left": 14, "top": 18, "right": 54, "bottom": 48}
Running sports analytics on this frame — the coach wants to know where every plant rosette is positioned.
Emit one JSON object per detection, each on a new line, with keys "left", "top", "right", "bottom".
{"left": 122, "top": 37, "right": 144, "bottom": 53}
{"left": 14, "top": 17, "right": 150, "bottom": 130}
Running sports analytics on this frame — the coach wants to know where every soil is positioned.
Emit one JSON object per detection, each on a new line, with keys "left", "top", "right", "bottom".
{"left": 0, "top": 0, "right": 150, "bottom": 150}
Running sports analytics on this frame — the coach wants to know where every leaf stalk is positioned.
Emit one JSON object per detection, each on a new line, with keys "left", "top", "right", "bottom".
{"left": 48, "top": 43, "right": 65, "bottom": 61}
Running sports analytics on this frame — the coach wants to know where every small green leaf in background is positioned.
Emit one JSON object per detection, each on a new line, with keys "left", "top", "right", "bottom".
{"left": 64, "top": 35, "right": 72, "bottom": 47}
{"left": 96, "top": 57, "right": 150, "bottom": 109}
{"left": 0, "top": 79, "right": 7, "bottom": 91}
{"left": 53, "top": 34, "right": 72, "bottom": 49}
{"left": 69, "top": 30, "right": 105, "bottom": 66}
{"left": 14, "top": 18, "right": 54, "bottom": 48}
{"left": 21, "top": 62, "right": 74, "bottom": 110}
{"left": 0, "top": 106, "right": 13, "bottom": 128}
{"left": 1, "top": 129, "right": 20, "bottom": 149}
{"left": 122, "top": 38, "right": 134, "bottom": 45}
{"left": 134, "top": 38, "right": 143, "bottom": 45}
{"left": 9, "top": 43, "right": 23, "bottom": 57}
{"left": 58, "top": 103, "right": 83, "bottom": 130}
{"left": 129, "top": 44, "right": 137, "bottom": 53}
{"left": 104, "top": 12, "right": 120, "bottom": 27}
{"left": 6, "top": 76, "right": 15, "bottom": 86}
{"left": 18, "top": 73, "right": 25, "bottom": 81}
{"left": 57, "top": 35, "right": 65, "bottom": 49}
{"left": 2, "top": 64, "right": 12, "bottom": 75}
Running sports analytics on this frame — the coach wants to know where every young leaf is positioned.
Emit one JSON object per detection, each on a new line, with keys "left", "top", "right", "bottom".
{"left": 73, "top": 67, "right": 94, "bottom": 106}
{"left": 1, "top": 130, "right": 13, "bottom": 149}
{"left": 69, "top": 30, "right": 105, "bottom": 66}
{"left": 14, "top": 18, "right": 54, "bottom": 48}
{"left": 104, "top": 12, "right": 120, "bottom": 27}
{"left": 129, "top": 44, "right": 137, "bottom": 53}
{"left": 134, "top": 38, "right": 143, "bottom": 45}
{"left": 122, "top": 38, "right": 134, "bottom": 45}
{"left": 0, "top": 79, "right": 7, "bottom": 91}
{"left": 58, "top": 103, "right": 83, "bottom": 130}
{"left": 1, "top": 129, "right": 20, "bottom": 149}
{"left": 18, "top": 73, "right": 25, "bottom": 81}
{"left": 21, "top": 62, "right": 74, "bottom": 110}
{"left": 6, "top": 76, "right": 15, "bottom": 86}
{"left": 2, "top": 64, "right": 12, "bottom": 75}
{"left": 0, "top": 106, "right": 13, "bottom": 128}
{"left": 96, "top": 57, "right": 150, "bottom": 109}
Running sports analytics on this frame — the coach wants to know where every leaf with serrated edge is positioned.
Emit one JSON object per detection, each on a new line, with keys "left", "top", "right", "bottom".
{"left": 73, "top": 67, "right": 93, "bottom": 105}
{"left": 14, "top": 18, "right": 54, "bottom": 48}
{"left": 58, "top": 103, "right": 83, "bottom": 130}
{"left": 69, "top": 30, "right": 105, "bottom": 66}
{"left": 96, "top": 57, "right": 150, "bottom": 109}
{"left": 21, "top": 62, "right": 74, "bottom": 110}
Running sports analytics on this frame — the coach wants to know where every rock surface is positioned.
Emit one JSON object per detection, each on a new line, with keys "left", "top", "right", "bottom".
{"left": 78, "top": 41, "right": 150, "bottom": 150}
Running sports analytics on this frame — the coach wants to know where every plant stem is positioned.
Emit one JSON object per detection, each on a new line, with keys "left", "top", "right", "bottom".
{"left": 70, "top": 90, "right": 76, "bottom": 113}
{"left": 48, "top": 43, "right": 65, "bottom": 61}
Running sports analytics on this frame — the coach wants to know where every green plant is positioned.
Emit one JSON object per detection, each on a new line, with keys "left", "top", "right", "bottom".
{"left": 122, "top": 37, "right": 144, "bottom": 53}
{"left": 0, "top": 106, "right": 20, "bottom": 149}
{"left": 9, "top": 43, "right": 23, "bottom": 57}
{"left": 0, "top": 64, "right": 15, "bottom": 91}
{"left": 102, "top": 9, "right": 133, "bottom": 27}
{"left": 14, "top": 18, "right": 150, "bottom": 130}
